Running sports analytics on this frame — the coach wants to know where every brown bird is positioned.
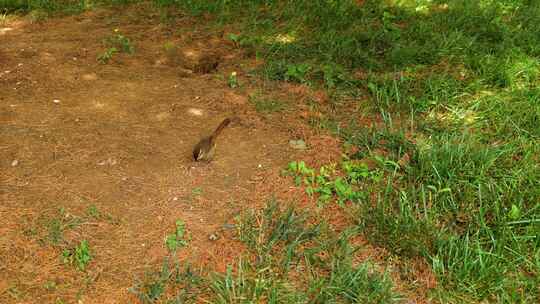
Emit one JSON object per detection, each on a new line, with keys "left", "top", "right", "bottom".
{"left": 192, "top": 118, "right": 231, "bottom": 161}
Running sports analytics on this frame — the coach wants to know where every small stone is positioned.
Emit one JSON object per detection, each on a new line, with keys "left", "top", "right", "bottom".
{"left": 82, "top": 73, "right": 98, "bottom": 81}
{"left": 53, "top": 99, "right": 60, "bottom": 104}
{"left": 208, "top": 233, "right": 220, "bottom": 241}
{"left": 97, "top": 158, "right": 117, "bottom": 166}
{"left": 172, "top": 197, "right": 178, "bottom": 201}
{"left": 187, "top": 108, "right": 204, "bottom": 116}
{"left": 289, "top": 139, "right": 307, "bottom": 150}
{"left": 11, "top": 160, "right": 19, "bottom": 167}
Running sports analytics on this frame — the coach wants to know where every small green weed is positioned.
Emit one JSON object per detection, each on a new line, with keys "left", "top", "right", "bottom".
{"left": 227, "top": 71, "right": 238, "bottom": 88}
{"left": 104, "top": 31, "right": 134, "bottom": 54}
{"left": 86, "top": 204, "right": 100, "bottom": 218}
{"left": 191, "top": 187, "right": 202, "bottom": 196}
{"left": 98, "top": 30, "right": 134, "bottom": 63}
{"left": 44, "top": 209, "right": 82, "bottom": 245}
{"left": 97, "top": 47, "right": 118, "bottom": 64}
{"left": 285, "top": 160, "right": 382, "bottom": 205}
{"left": 62, "top": 240, "right": 92, "bottom": 271}
{"left": 164, "top": 220, "right": 189, "bottom": 253}
{"left": 285, "top": 63, "right": 311, "bottom": 83}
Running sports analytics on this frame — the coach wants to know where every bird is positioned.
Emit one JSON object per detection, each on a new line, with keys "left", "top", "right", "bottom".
{"left": 192, "top": 118, "right": 231, "bottom": 161}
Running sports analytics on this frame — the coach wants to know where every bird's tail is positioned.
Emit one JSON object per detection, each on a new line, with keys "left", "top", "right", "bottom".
{"left": 210, "top": 118, "right": 231, "bottom": 141}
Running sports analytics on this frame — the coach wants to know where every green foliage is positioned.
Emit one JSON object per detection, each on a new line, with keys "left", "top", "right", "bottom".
{"left": 165, "top": 220, "right": 189, "bottom": 253}
{"left": 97, "top": 30, "right": 134, "bottom": 63}
{"left": 285, "top": 160, "right": 381, "bottom": 204}
{"left": 62, "top": 240, "right": 92, "bottom": 271}
{"left": 97, "top": 47, "right": 118, "bottom": 64}
{"left": 223, "top": 201, "right": 400, "bottom": 303}
{"left": 210, "top": 260, "right": 307, "bottom": 304}
{"left": 0, "top": 0, "right": 28, "bottom": 12}
{"left": 86, "top": 204, "right": 100, "bottom": 218}
{"left": 238, "top": 199, "right": 322, "bottom": 270}
{"left": 306, "top": 234, "right": 398, "bottom": 303}
{"left": 227, "top": 71, "right": 238, "bottom": 88}
{"left": 104, "top": 32, "right": 134, "bottom": 54}
{"left": 129, "top": 258, "right": 201, "bottom": 304}
{"left": 44, "top": 208, "right": 83, "bottom": 245}
{"left": 1, "top": 0, "right": 91, "bottom": 14}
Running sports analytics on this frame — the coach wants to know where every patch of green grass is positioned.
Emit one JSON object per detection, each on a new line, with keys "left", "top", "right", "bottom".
{"left": 230, "top": 200, "right": 401, "bottom": 303}
{"left": 210, "top": 260, "right": 307, "bottom": 304}
{"left": 287, "top": 124, "right": 539, "bottom": 301}
{"left": 305, "top": 233, "right": 399, "bottom": 304}
{"left": 62, "top": 240, "right": 92, "bottom": 271}
{"left": 129, "top": 257, "right": 202, "bottom": 304}
{"left": 0, "top": 0, "right": 28, "bottom": 12}
{"left": 238, "top": 199, "right": 322, "bottom": 270}
{"left": 5, "top": 0, "right": 92, "bottom": 15}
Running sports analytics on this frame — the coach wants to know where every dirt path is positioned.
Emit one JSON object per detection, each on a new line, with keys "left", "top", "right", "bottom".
{"left": 1, "top": 8, "right": 309, "bottom": 303}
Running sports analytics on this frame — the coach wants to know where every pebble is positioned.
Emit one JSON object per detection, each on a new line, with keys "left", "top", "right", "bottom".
{"left": 289, "top": 139, "right": 307, "bottom": 150}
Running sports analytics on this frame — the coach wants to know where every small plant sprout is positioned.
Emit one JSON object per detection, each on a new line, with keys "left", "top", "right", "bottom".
{"left": 165, "top": 220, "right": 189, "bottom": 253}
{"left": 228, "top": 71, "right": 238, "bottom": 88}
{"left": 97, "top": 47, "right": 118, "bottom": 64}
{"left": 62, "top": 240, "right": 92, "bottom": 271}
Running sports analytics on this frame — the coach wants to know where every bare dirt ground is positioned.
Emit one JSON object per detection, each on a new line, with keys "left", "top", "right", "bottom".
{"left": 0, "top": 5, "right": 433, "bottom": 304}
